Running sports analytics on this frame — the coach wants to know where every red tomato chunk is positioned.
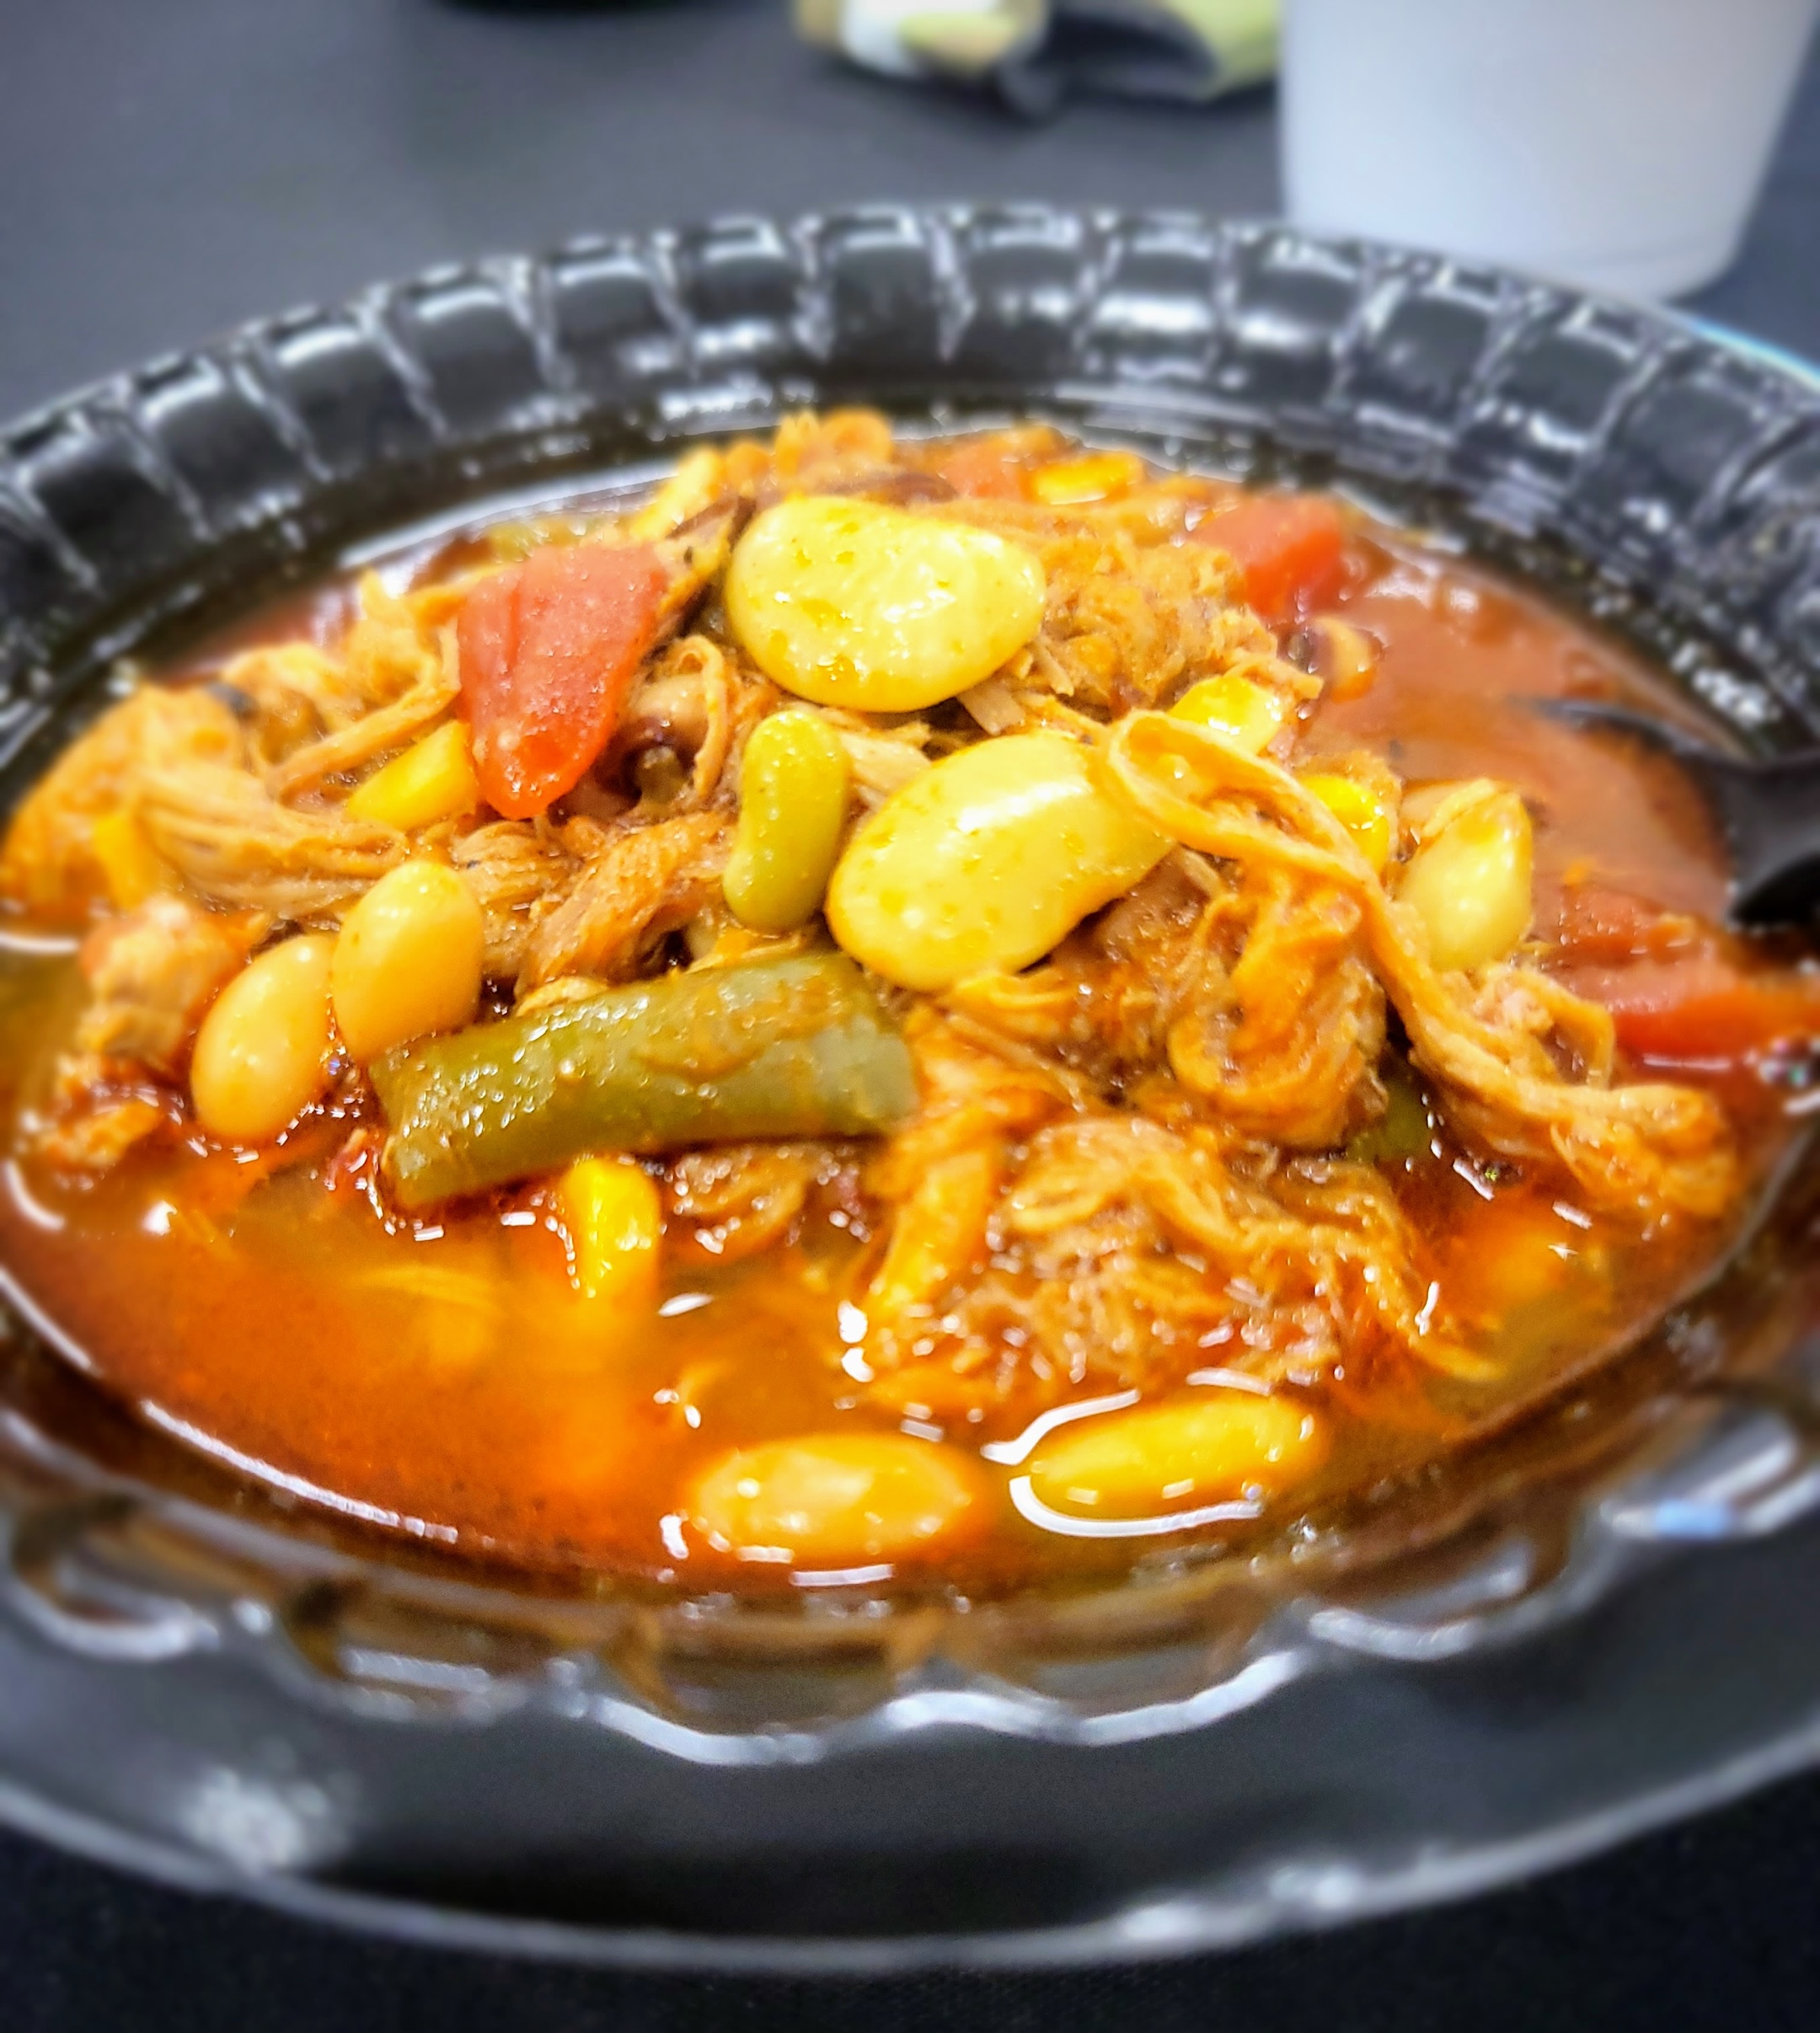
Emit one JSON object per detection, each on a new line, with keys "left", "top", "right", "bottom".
{"left": 1193, "top": 495, "right": 1349, "bottom": 626}
{"left": 1566, "top": 956, "right": 1820, "bottom": 1065}
{"left": 458, "top": 543, "right": 666, "bottom": 819}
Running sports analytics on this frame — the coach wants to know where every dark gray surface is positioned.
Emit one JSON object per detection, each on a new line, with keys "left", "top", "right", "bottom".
{"left": 2, "top": 3, "right": 1819, "bottom": 2026}
{"left": 3, "top": 0, "right": 1813, "bottom": 431}
{"left": 0, "top": 0, "right": 1281, "bottom": 422}
{"left": 6, "top": 1769, "right": 1820, "bottom": 2031}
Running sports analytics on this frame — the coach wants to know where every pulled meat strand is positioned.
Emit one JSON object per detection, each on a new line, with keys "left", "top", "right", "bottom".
{"left": 266, "top": 651, "right": 459, "bottom": 802}
{"left": 517, "top": 810, "right": 731, "bottom": 990}
{"left": 0, "top": 687, "right": 243, "bottom": 916}
{"left": 138, "top": 761, "right": 404, "bottom": 923}
{"left": 1103, "top": 712, "right": 1737, "bottom": 1222}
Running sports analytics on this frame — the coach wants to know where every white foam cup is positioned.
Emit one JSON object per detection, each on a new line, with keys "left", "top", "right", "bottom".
{"left": 1281, "top": 0, "right": 1820, "bottom": 298}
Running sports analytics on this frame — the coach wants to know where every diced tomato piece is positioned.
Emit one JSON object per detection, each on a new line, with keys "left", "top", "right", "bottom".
{"left": 1192, "top": 494, "right": 1349, "bottom": 626}
{"left": 931, "top": 440, "right": 1031, "bottom": 502}
{"left": 1552, "top": 884, "right": 1705, "bottom": 964}
{"left": 1561, "top": 955, "right": 1820, "bottom": 1064}
{"left": 458, "top": 543, "right": 666, "bottom": 819}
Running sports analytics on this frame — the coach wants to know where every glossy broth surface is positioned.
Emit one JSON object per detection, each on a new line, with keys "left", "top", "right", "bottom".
{"left": 0, "top": 446, "right": 1805, "bottom": 1593}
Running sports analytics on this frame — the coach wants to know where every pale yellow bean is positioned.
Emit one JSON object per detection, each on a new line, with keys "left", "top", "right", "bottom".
{"left": 330, "top": 860, "right": 484, "bottom": 1062}
{"left": 724, "top": 495, "right": 1045, "bottom": 712}
{"left": 827, "top": 730, "right": 1169, "bottom": 992}
{"left": 190, "top": 934, "right": 335, "bottom": 1143}
{"left": 688, "top": 1433, "right": 986, "bottom": 1565}
{"left": 558, "top": 1157, "right": 662, "bottom": 1309}
{"left": 1029, "top": 1391, "right": 1326, "bottom": 1520}
{"left": 1397, "top": 786, "right": 1534, "bottom": 971}
{"left": 722, "top": 709, "right": 852, "bottom": 933}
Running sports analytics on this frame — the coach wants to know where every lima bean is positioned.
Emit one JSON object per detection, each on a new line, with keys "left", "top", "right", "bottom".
{"left": 724, "top": 495, "right": 1045, "bottom": 713}
{"left": 190, "top": 935, "right": 335, "bottom": 1143}
{"left": 826, "top": 730, "right": 1170, "bottom": 992}
{"left": 1029, "top": 1391, "right": 1326, "bottom": 1519}
{"left": 688, "top": 1433, "right": 985, "bottom": 1564}
{"left": 1398, "top": 784, "right": 1534, "bottom": 971}
{"left": 722, "top": 709, "right": 851, "bottom": 933}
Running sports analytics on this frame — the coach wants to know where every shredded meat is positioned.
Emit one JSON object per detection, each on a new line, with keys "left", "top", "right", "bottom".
{"left": 934, "top": 496, "right": 1287, "bottom": 715}
{"left": 609, "top": 634, "right": 774, "bottom": 811}
{"left": 138, "top": 762, "right": 404, "bottom": 923}
{"left": 266, "top": 654, "right": 458, "bottom": 802}
{"left": 3, "top": 405, "right": 1751, "bottom": 1458}
{"left": 664, "top": 1142, "right": 842, "bottom": 1260}
{"left": 0, "top": 687, "right": 243, "bottom": 917}
{"left": 948, "top": 853, "right": 1388, "bottom": 1150}
{"left": 451, "top": 821, "right": 579, "bottom": 981}
{"left": 858, "top": 1001, "right": 1459, "bottom": 1404}
{"left": 31, "top": 896, "right": 261, "bottom": 1174}
{"left": 218, "top": 643, "right": 365, "bottom": 768}
{"left": 805, "top": 708, "right": 934, "bottom": 806}
{"left": 517, "top": 811, "right": 731, "bottom": 990}
{"left": 72, "top": 897, "right": 257, "bottom": 1073}
{"left": 225, "top": 574, "right": 452, "bottom": 774}
{"left": 1103, "top": 712, "right": 1738, "bottom": 1222}
{"left": 34, "top": 1090, "right": 171, "bottom": 1174}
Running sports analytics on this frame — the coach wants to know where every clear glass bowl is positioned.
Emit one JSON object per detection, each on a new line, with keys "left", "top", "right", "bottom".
{"left": 3, "top": 208, "right": 1820, "bottom": 1971}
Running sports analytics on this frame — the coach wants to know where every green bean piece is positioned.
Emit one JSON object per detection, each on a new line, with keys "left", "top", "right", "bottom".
{"left": 372, "top": 952, "right": 915, "bottom": 1208}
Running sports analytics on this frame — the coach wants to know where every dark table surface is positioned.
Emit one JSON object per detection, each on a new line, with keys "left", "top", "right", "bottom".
{"left": 4, "top": 3, "right": 1820, "bottom": 2026}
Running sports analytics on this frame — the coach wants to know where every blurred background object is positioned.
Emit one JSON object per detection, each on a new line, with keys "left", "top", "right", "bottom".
{"left": 1282, "top": 0, "right": 1820, "bottom": 297}
{"left": 795, "top": 0, "right": 1277, "bottom": 118}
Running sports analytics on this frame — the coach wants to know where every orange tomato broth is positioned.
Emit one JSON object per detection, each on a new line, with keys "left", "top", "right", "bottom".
{"left": 0, "top": 448, "right": 1810, "bottom": 1595}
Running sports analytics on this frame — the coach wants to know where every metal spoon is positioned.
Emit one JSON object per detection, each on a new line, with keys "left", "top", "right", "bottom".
{"left": 1533, "top": 698, "right": 1820, "bottom": 928}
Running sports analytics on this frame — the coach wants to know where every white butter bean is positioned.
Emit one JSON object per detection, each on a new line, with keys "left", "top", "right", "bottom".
{"left": 827, "top": 730, "right": 1170, "bottom": 992}
{"left": 724, "top": 495, "right": 1045, "bottom": 712}
{"left": 1030, "top": 1392, "right": 1326, "bottom": 1518}
{"left": 331, "top": 860, "right": 484, "bottom": 1062}
{"left": 190, "top": 935, "right": 335, "bottom": 1143}
{"left": 1398, "top": 784, "right": 1534, "bottom": 972}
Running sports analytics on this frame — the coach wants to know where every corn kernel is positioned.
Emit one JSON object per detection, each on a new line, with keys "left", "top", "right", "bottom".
{"left": 557, "top": 1157, "right": 662, "bottom": 1309}
{"left": 723, "top": 709, "right": 851, "bottom": 933}
{"left": 1300, "top": 772, "right": 1394, "bottom": 873}
{"left": 1030, "top": 450, "right": 1146, "bottom": 506}
{"left": 345, "top": 721, "right": 480, "bottom": 832}
{"left": 1170, "top": 673, "right": 1292, "bottom": 754}
{"left": 90, "top": 807, "right": 172, "bottom": 909}
{"left": 827, "top": 730, "right": 1169, "bottom": 992}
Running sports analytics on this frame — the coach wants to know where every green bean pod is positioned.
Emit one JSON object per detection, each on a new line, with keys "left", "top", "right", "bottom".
{"left": 372, "top": 953, "right": 914, "bottom": 1209}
